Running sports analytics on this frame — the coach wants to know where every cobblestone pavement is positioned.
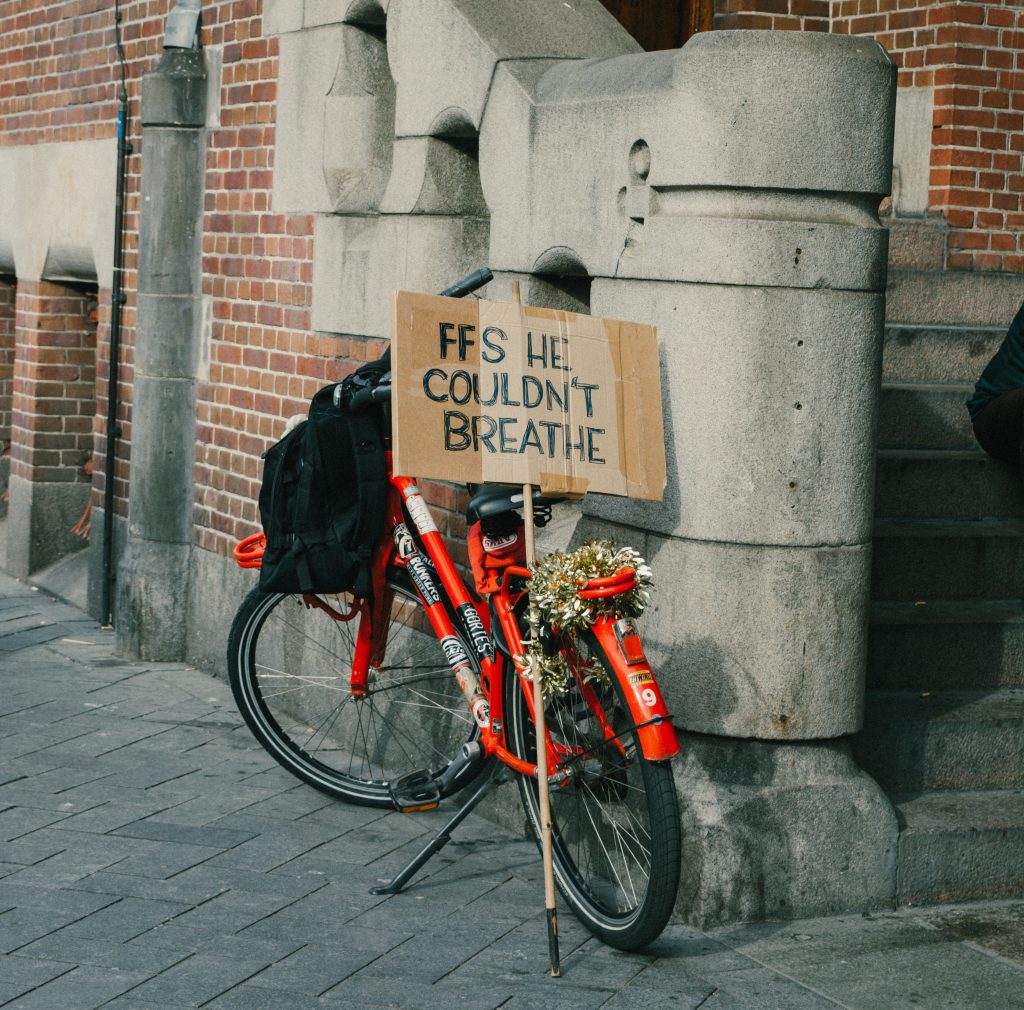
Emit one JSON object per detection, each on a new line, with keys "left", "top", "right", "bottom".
{"left": 1, "top": 572, "right": 1024, "bottom": 1009}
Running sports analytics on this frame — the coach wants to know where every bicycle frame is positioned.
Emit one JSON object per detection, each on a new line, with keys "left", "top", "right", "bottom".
{"left": 328, "top": 453, "right": 679, "bottom": 781}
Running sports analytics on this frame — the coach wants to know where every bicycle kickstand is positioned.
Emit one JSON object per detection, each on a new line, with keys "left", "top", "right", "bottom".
{"left": 370, "top": 762, "right": 507, "bottom": 896}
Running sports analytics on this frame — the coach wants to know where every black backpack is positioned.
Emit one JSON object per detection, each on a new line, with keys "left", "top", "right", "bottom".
{"left": 257, "top": 357, "right": 389, "bottom": 598}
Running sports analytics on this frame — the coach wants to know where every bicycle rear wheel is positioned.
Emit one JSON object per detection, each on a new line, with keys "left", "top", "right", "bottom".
{"left": 505, "top": 626, "right": 681, "bottom": 951}
{"left": 227, "top": 576, "right": 480, "bottom": 806}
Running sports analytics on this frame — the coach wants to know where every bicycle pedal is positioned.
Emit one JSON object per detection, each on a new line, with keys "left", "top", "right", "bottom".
{"left": 389, "top": 770, "right": 441, "bottom": 813}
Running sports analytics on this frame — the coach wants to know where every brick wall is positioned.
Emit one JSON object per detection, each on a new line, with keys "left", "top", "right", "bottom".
{"left": 831, "top": 0, "right": 1024, "bottom": 273}
{"left": 10, "top": 281, "right": 97, "bottom": 485}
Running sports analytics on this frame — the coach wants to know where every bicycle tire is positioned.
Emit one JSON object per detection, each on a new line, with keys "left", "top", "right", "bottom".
{"left": 227, "top": 576, "right": 482, "bottom": 806}
{"left": 504, "top": 625, "right": 681, "bottom": 951}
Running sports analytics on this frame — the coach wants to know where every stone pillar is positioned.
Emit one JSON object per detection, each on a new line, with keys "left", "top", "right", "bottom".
{"left": 115, "top": 49, "right": 206, "bottom": 660}
{"left": 479, "top": 29, "right": 901, "bottom": 924}
{"left": 5, "top": 280, "right": 96, "bottom": 576}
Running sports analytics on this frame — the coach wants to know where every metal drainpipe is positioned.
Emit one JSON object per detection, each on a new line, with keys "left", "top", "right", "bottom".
{"left": 100, "top": 0, "right": 203, "bottom": 628}
{"left": 100, "top": 1, "right": 131, "bottom": 628}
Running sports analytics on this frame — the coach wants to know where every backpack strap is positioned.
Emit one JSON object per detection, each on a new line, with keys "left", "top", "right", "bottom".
{"left": 347, "top": 408, "right": 388, "bottom": 601}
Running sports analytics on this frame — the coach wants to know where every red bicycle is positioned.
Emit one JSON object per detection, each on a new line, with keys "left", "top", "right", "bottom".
{"left": 227, "top": 273, "right": 681, "bottom": 951}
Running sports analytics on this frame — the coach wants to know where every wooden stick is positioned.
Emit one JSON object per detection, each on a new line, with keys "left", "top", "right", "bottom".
{"left": 510, "top": 280, "right": 559, "bottom": 976}
{"left": 523, "top": 482, "right": 560, "bottom": 977}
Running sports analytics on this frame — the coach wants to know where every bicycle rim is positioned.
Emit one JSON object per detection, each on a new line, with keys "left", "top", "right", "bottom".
{"left": 506, "top": 627, "right": 681, "bottom": 950}
{"left": 227, "top": 580, "right": 479, "bottom": 806}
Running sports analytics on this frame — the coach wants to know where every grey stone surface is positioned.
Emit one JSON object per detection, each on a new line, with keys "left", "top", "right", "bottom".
{"left": 124, "top": 378, "right": 196, "bottom": 545}
{"left": 886, "top": 268, "right": 1024, "bottom": 327}
{"left": 895, "top": 790, "right": 1024, "bottom": 905}
{"left": 868, "top": 597, "right": 1024, "bottom": 690}
{"left": 854, "top": 689, "right": 1024, "bottom": 793}
{"left": 878, "top": 382, "right": 975, "bottom": 451}
{"left": 575, "top": 517, "right": 870, "bottom": 740}
{"left": 481, "top": 31, "right": 894, "bottom": 279}
{"left": 118, "top": 52, "right": 207, "bottom": 661}
{"left": 134, "top": 294, "right": 202, "bottom": 379}
{"left": 875, "top": 449, "right": 1024, "bottom": 519}
{"left": 673, "top": 735, "right": 897, "bottom": 929}
{"left": 273, "top": 23, "right": 395, "bottom": 215}
{"left": 184, "top": 542, "right": 255, "bottom": 682}
{"left": 311, "top": 213, "right": 490, "bottom": 338}
{"left": 141, "top": 50, "right": 207, "bottom": 128}
{"left": 0, "top": 139, "right": 116, "bottom": 286}
{"left": 26, "top": 547, "right": 90, "bottom": 612}
{"left": 115, "top": 540, "right": 192, "bottom": 661}
{"left": 872, "top": 517, "right": 1024, "bottom": 602}
{"left": 135, "top": 130, "right": 205, "bottom": 297}
{"left": 389, "top": 0, "right": 638, "bottom": 138}
{"left": 4, "top": 476, "right": 90, "bottom": 579}
{"left": 891, "top": 87, "right": 934, "bottom": 216}
{"left": 882, "top": 323, "right": 1003, "bottom": 383}
{"left": 585, "top": 279, "right": 884, "bottom": 549}
{"left": 885, "top": 217, "right": 947, "bottom": 271}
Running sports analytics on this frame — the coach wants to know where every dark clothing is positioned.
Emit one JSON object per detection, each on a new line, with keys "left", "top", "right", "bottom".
{"left": 967, "top": 301, "right": 1024, "bottom": 421}
{"left": 972, "top": 385, "right": 1024, "bottom": 469}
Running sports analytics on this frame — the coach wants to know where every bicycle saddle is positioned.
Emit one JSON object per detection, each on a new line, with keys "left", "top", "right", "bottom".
{"left": 465, "top": 484, "right": 563, "bottom": 525}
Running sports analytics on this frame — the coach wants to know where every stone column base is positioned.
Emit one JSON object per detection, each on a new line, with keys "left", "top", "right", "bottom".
{"left": 115, "top": 539, "right": 191, "bottom": 661}
{"left": 4, "top": 474, "right": 90, "bottom": 578}
{"left": 675, "top": 734, "right": 898, "bottom": 928}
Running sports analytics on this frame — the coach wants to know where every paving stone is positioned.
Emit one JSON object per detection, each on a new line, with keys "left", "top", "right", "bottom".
{"left": 55, "top": 896, "right": 193, "bottom": 943}
{"left": 161, "top": 863, "right": 327, "bottom": 900}
{"left": 0, "top": 807, "right": 70, "bottom": 841}
{"left": 245, "top": 941, "right": 386, "bottom": 995}
{"left": 0, "top": 882, "right": 119, "bottom": 916}
{"left": 0, "top": 952, "right": 73, "bottom": 987}
{"left": 206, "top": 985, "right": 344, "bottom": 1010}
{"left": 132, "top": 923, "right": 304, "bottom": 964}
{"left": 0, "top": 905, "right": 86, "bottom": 954}
{"left": 14, "top": 934, "right": 191, "bottom": 973}
{"left": 0, "top": 963, "right": 151, "bottom": 1009}
{"left": 322, "top": 973, "right": 523, "bottom": 1009}
{"left": 746, "top": 940, "right": 1024, "bottom": 1010}
{"left": 67, "top": 869, "right": 227, "bottom": 906}
{"left": 78, "top": 836, "right": 223, "bottom": 880}
{"left": 110, "top": 819, "right": 256, "bottom": 849}
{"left": 125, "top": 953, "right": 267, "bottom": 1006}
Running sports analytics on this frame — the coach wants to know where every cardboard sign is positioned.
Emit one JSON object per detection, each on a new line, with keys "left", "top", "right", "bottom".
{"left": 391, "top": 292, "right": 665, "bottom": 500}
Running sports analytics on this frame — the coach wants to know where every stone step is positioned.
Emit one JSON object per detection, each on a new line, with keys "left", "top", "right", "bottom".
{"left": 874, "top": 449, "right": 1024, "bottom": 519}
{"left": 893, "top": 788, "right": 1024, "bottom": 905}
{"left": 885, "top": 268, "right": 1024, "bottom": 328}
{"left": 868, "top": 598, "right": 1024, "bottom": 690}
{"left": 871, "top": 517, "right": 1024, "bottom": 600}
{"left": 882, "top": 324, "right": 1002, "bottom": 385}
{"left": 878, "top": 381, "right": 975, "bottom": 451}
{"left": 854, "top": 689, "right": 1024, "bottom": 794}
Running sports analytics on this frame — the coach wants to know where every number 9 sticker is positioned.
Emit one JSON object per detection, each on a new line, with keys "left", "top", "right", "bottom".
{"left": 641, "top": 687, "right": 658, "bottom": 708}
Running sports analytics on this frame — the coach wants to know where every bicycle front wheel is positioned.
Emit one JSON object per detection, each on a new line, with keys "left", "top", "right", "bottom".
{"left": 505, "top": 626, "right": 681, "bottom": 951}
{"left": 227, "top": 577, "right": 480, "bottom": 806}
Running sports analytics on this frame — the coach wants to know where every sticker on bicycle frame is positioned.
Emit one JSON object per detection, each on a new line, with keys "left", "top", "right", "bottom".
{"left": 393, "top": 523, "right": 416, "bottom": 559}
{"left": 440, "top": 634, "right": 470, "bottom": 667}
{"left": 471, "top": 696, "right": 491, "bottom": 728}
{"left": 457, "top": 602, "right": 494, "bottom": 660}
{"left": 402, "top": 487, "right": 439, "bottom": 535}
{"left": 628, "top": 670, "right": 654, "bottom": 685}
{"left": 405, "top": 553, "right": 441, "bottom": 606}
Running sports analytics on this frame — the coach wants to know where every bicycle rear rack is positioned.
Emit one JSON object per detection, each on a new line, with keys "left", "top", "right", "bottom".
{"left": 233, "top": 532, "right": 265, "bottom": 568}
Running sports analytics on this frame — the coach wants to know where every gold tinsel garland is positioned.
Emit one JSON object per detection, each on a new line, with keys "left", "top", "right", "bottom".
{"left": 516, "top": 540, "right": 653, "bottom": 697}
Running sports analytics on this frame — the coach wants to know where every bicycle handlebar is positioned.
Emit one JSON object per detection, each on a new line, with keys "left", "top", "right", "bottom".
{"left": 346, "top": 268, "right": 493, "bottom": 411}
